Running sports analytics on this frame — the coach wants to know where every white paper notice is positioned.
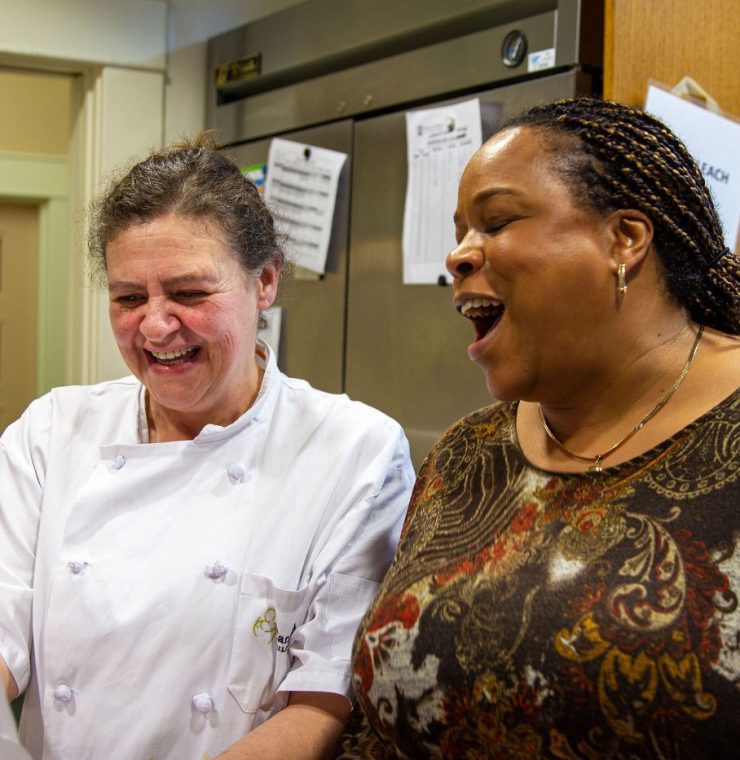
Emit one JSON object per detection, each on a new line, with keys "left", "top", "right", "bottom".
{"left": 265, "top": 138, "right": 347, "bottom": 274}
{"left": 258, "top": 306, "right": 282, "bottom": 362}
{"left": 645, "top": 84, "right": 740, "bottom": 250}
{"left": 403, "top": 98, "right": 483, "bottom": 284}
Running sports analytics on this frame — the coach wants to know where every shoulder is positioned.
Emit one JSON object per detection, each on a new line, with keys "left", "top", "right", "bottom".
{"left": 430, "top": 400, "right": 513, "bottom": 453}
{"left": 8, "top": 376, "right": 140, "bottom": 438}
{"left": 41, "top": 376, "right": 140, "bottom": 416}
{"left": 1, "top": 377, "right": 141, "bottom": 471}
{"left": 684, "top": 328, "right": 740, "bottom": 413}
{"left": 274, "top": 372, "right": 408, "bottom": 445}
{"left": 412, "top": 400, "right": 514, "bottom": 486}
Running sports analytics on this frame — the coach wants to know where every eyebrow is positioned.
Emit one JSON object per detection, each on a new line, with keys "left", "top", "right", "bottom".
{"left": 108, "top": 273, "right": 220, "bottom": 292}
{"left": 473, "top": 187, "right": 522, "bottom": 203}
{"left": 453, "top": 187, "right": 522, "bottom": 225}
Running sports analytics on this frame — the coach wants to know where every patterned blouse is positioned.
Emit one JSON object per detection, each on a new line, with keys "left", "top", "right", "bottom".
{"left": 338, "top": 390, "right": 739, "bottom": 759}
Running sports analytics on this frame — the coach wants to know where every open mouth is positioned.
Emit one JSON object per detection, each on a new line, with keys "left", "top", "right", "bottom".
{"left": 148, "top": 347, "right": 200, "bottom": 366}
{"left": 460, "top": 298, "right": 505, "bottom": 341}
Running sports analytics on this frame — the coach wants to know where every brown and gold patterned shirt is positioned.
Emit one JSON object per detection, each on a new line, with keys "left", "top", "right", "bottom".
{"left": 340, "top": 390, "right": 739, "bottom": 759}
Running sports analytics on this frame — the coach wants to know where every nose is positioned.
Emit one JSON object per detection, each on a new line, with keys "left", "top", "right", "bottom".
{"left": 139, "top": 299, "right": 180, "bottom": 342}
{"left": 445, "top": 231, "right": 484, "bottom": 281}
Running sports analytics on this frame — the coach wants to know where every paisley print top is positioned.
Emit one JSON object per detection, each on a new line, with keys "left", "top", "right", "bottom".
{"left": 338, "top": 390, "right": 739, "bottom": 759}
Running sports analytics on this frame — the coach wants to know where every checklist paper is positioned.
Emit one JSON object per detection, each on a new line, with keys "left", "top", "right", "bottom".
{"left": 402, "top": 98, "right": 483, "bottom": 284}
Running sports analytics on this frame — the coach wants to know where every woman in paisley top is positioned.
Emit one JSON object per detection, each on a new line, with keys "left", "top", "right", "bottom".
{"left": 339, "top": 98, "right": 740, "bottom": 759}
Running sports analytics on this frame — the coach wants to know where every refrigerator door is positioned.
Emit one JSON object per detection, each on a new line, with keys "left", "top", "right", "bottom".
{"left": 226, "top": 119, "right": 353, "bottom": 394}
{"left": 346, "top": 70, "right": 590, "bottom": 468}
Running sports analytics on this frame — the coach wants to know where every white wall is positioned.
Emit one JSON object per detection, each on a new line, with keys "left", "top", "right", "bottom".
{"left": 0, "top": 0, "right": 167, "bottom": 69}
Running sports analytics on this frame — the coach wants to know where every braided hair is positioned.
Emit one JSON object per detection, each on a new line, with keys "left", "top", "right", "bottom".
{"left": 495, "top": 98, "right": 739, "bottom": 334}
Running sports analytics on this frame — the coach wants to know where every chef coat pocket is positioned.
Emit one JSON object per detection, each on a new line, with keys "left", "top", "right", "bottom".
{"left": 327, "top": 573, "right": 381, "bottom": 659}
{"left": 228, "top": 573, "right": 308, "bottom": 714}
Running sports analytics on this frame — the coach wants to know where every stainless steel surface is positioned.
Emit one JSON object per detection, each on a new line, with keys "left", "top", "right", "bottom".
{"left": 207, "top": 0, "right": 601, "bottom": 144}
{"left": 211, "top": 0, "right": 558, "bottom": 91}
{"left": 225, "top": 120, "right": 353, "bottom": 394}
{"left": 212, "top": 14, "right": 553, "bottom": 144}
{"left": 345, "top": 71, "right": 590, "bottom": 468}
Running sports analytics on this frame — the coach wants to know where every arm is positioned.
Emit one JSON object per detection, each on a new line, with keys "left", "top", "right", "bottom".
{"left": 0, "top": 404, "right": 49, "bottom": 700}
{"left": 277, "top": 419, "right": 414, "bottom": 700}
{"left": 1, "top": 657, "right": 18, "bottom": 702}
{"left": 217, "top": 691, "right": 351, "bottom": 759}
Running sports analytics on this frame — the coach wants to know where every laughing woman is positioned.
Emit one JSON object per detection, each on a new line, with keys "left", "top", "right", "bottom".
{"left": 0, "top": 136, "right": 414, "bottom": 759}
{"left": 340, "top": 99, "right": 739, "bottom": 758}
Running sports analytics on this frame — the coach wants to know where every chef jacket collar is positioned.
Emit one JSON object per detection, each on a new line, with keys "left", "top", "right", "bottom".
{"left": 136, "top": 340, "right": 279, "bottom": 445}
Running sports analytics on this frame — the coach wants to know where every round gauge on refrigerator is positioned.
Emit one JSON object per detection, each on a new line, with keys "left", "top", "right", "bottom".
{"left": 501, "top": 30, "right": 527, "bottom": 68}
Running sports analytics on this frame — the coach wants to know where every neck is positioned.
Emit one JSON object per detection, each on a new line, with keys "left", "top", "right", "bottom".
{"left": 145, "top": 366, "right": 264, "bottom": 443}
{"left": 535, "top": 318, "right": 700, "bottom": 458}
{"left": 543, "top": 325, "right": 702, "bottom": 470}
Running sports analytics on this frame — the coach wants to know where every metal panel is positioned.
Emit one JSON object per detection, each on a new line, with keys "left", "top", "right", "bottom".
{"left": 225, "top": 119, "right": 353, "bottom": 394}
{"left": 209, "top": 0, "right": 561, "bottom": 96}
{"left": 345, "top": 70, "right": 591, "bottom": 468}
{"left": 212, "top": 12, "right": 559, "bottom": 145}
{"left": 206, "top": 0, "right": 602, "bottom": 145}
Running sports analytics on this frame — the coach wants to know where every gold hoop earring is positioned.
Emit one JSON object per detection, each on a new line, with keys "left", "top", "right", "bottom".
{"left": 616, "top": 263, "right": 627, "bottom": 295}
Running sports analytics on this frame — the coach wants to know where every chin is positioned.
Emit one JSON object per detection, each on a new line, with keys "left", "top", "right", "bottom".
{"left": 481, "top": 371, "right": 526, "bottom": 404}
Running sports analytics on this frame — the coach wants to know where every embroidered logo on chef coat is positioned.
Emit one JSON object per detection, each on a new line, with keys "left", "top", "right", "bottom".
{"left": 252, "top": 607, "right": 278, "bottom": 642}
{"left": 252, "top": 608, "right": 296, "bottom": 652}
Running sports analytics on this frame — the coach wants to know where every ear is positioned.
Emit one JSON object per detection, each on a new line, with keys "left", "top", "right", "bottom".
{"left": 256, "top": 259, "right": 281, "bottom": 309}
{"left": 606, "top": 209, "right": 654, "bottom": 275}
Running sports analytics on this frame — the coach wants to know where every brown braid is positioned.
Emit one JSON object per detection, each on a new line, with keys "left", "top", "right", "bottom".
{"left": 495, "top": 98, "right": 739, "bottom": 334}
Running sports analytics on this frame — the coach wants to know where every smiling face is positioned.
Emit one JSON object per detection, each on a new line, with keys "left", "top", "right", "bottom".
{"left": 107, "top": 213, "right": 279, "bottom": 434}
{"left": 446, "top": 127, "right": 620, "bottom": 403}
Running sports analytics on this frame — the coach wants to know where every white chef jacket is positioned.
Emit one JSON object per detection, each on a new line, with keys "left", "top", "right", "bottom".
{"left": 0, "top": 346, "right": 414, "bottom": 759}
{"left": 0, "top": 693, "right": 30, "bottom": 760}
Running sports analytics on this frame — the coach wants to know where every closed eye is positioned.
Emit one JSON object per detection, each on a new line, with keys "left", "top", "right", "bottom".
{"left": 174, "top": 291, "right": 207, "bottom": 302}
{"left": 484, "top": 218, "right": 517, "bottom": 235}
{"left": 114, "top": 294, "right": 145, "bottom": 307}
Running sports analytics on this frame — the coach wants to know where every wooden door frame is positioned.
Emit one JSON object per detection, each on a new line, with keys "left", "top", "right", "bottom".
{"left": 0, "top": 60, "right": 165, "bottom": 389}
{"left": 0, "top": 152, "right": 68, "bottom": 395}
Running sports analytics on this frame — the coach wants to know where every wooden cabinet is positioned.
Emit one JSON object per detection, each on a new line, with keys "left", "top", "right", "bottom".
{"left": 604, "top": 0, "right": 740, "bottom": 115}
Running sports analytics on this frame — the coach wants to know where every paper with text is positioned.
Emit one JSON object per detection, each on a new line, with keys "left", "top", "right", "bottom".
{"left": 402, "top": 98, "right": 483, "bottom": 284}
{"left": 645, "top": 84, "right": 740, "bottom": 251}
{"left": 265, "top": 139, "right": 347, "bottom": 274}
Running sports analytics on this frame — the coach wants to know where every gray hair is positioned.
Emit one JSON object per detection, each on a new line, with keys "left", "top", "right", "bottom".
{"left": 89, "top": 132, "right": 284, "bottom": 282}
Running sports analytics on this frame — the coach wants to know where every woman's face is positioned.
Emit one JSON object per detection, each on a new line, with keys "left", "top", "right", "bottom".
{"left": 446, "top": 127, "right": 617, "bottom": 403}
{"left": 107, "top": 213, "right": 278, "bottom": 427}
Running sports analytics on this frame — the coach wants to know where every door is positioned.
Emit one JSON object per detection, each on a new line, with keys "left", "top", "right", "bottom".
{"left": 0, "top": 203, "right": 39, "bottom": 432}
{"left": 226, "top": 119, "right": 353, "bottom": 394}
{"left": 346, "top": 71, "right": 590, "bottom": 468}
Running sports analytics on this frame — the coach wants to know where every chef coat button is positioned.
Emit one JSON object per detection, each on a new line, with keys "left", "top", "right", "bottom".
{"left": 53, "top": 684, "right": 73, "bottom": 703}
{"left": 68, "top": 561, "right": 86, "bottom": 574}
{"left": 205, "top": 561, "right": 229, "bottom": 580}
{"left": 112, "top": 454, "right": 126, "bottom": 470}
{"left": 192, "top": 693, "right": 214, "bottom": 714}
{"left": 227, "top": 463, "right": 248, "bottom": 482}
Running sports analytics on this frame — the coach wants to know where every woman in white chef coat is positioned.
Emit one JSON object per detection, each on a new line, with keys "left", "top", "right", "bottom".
{"left": 0, "top": 135, "right": 414, "bottom": 760}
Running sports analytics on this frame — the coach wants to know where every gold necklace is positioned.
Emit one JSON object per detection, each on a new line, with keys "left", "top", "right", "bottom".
{"left": 538, "top": 325, "right": 704, "bottom": 472}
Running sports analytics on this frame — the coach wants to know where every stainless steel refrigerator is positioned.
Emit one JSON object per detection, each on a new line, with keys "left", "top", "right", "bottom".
{"left": 207, "top": 0, "right": 603, "bottom": 468}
